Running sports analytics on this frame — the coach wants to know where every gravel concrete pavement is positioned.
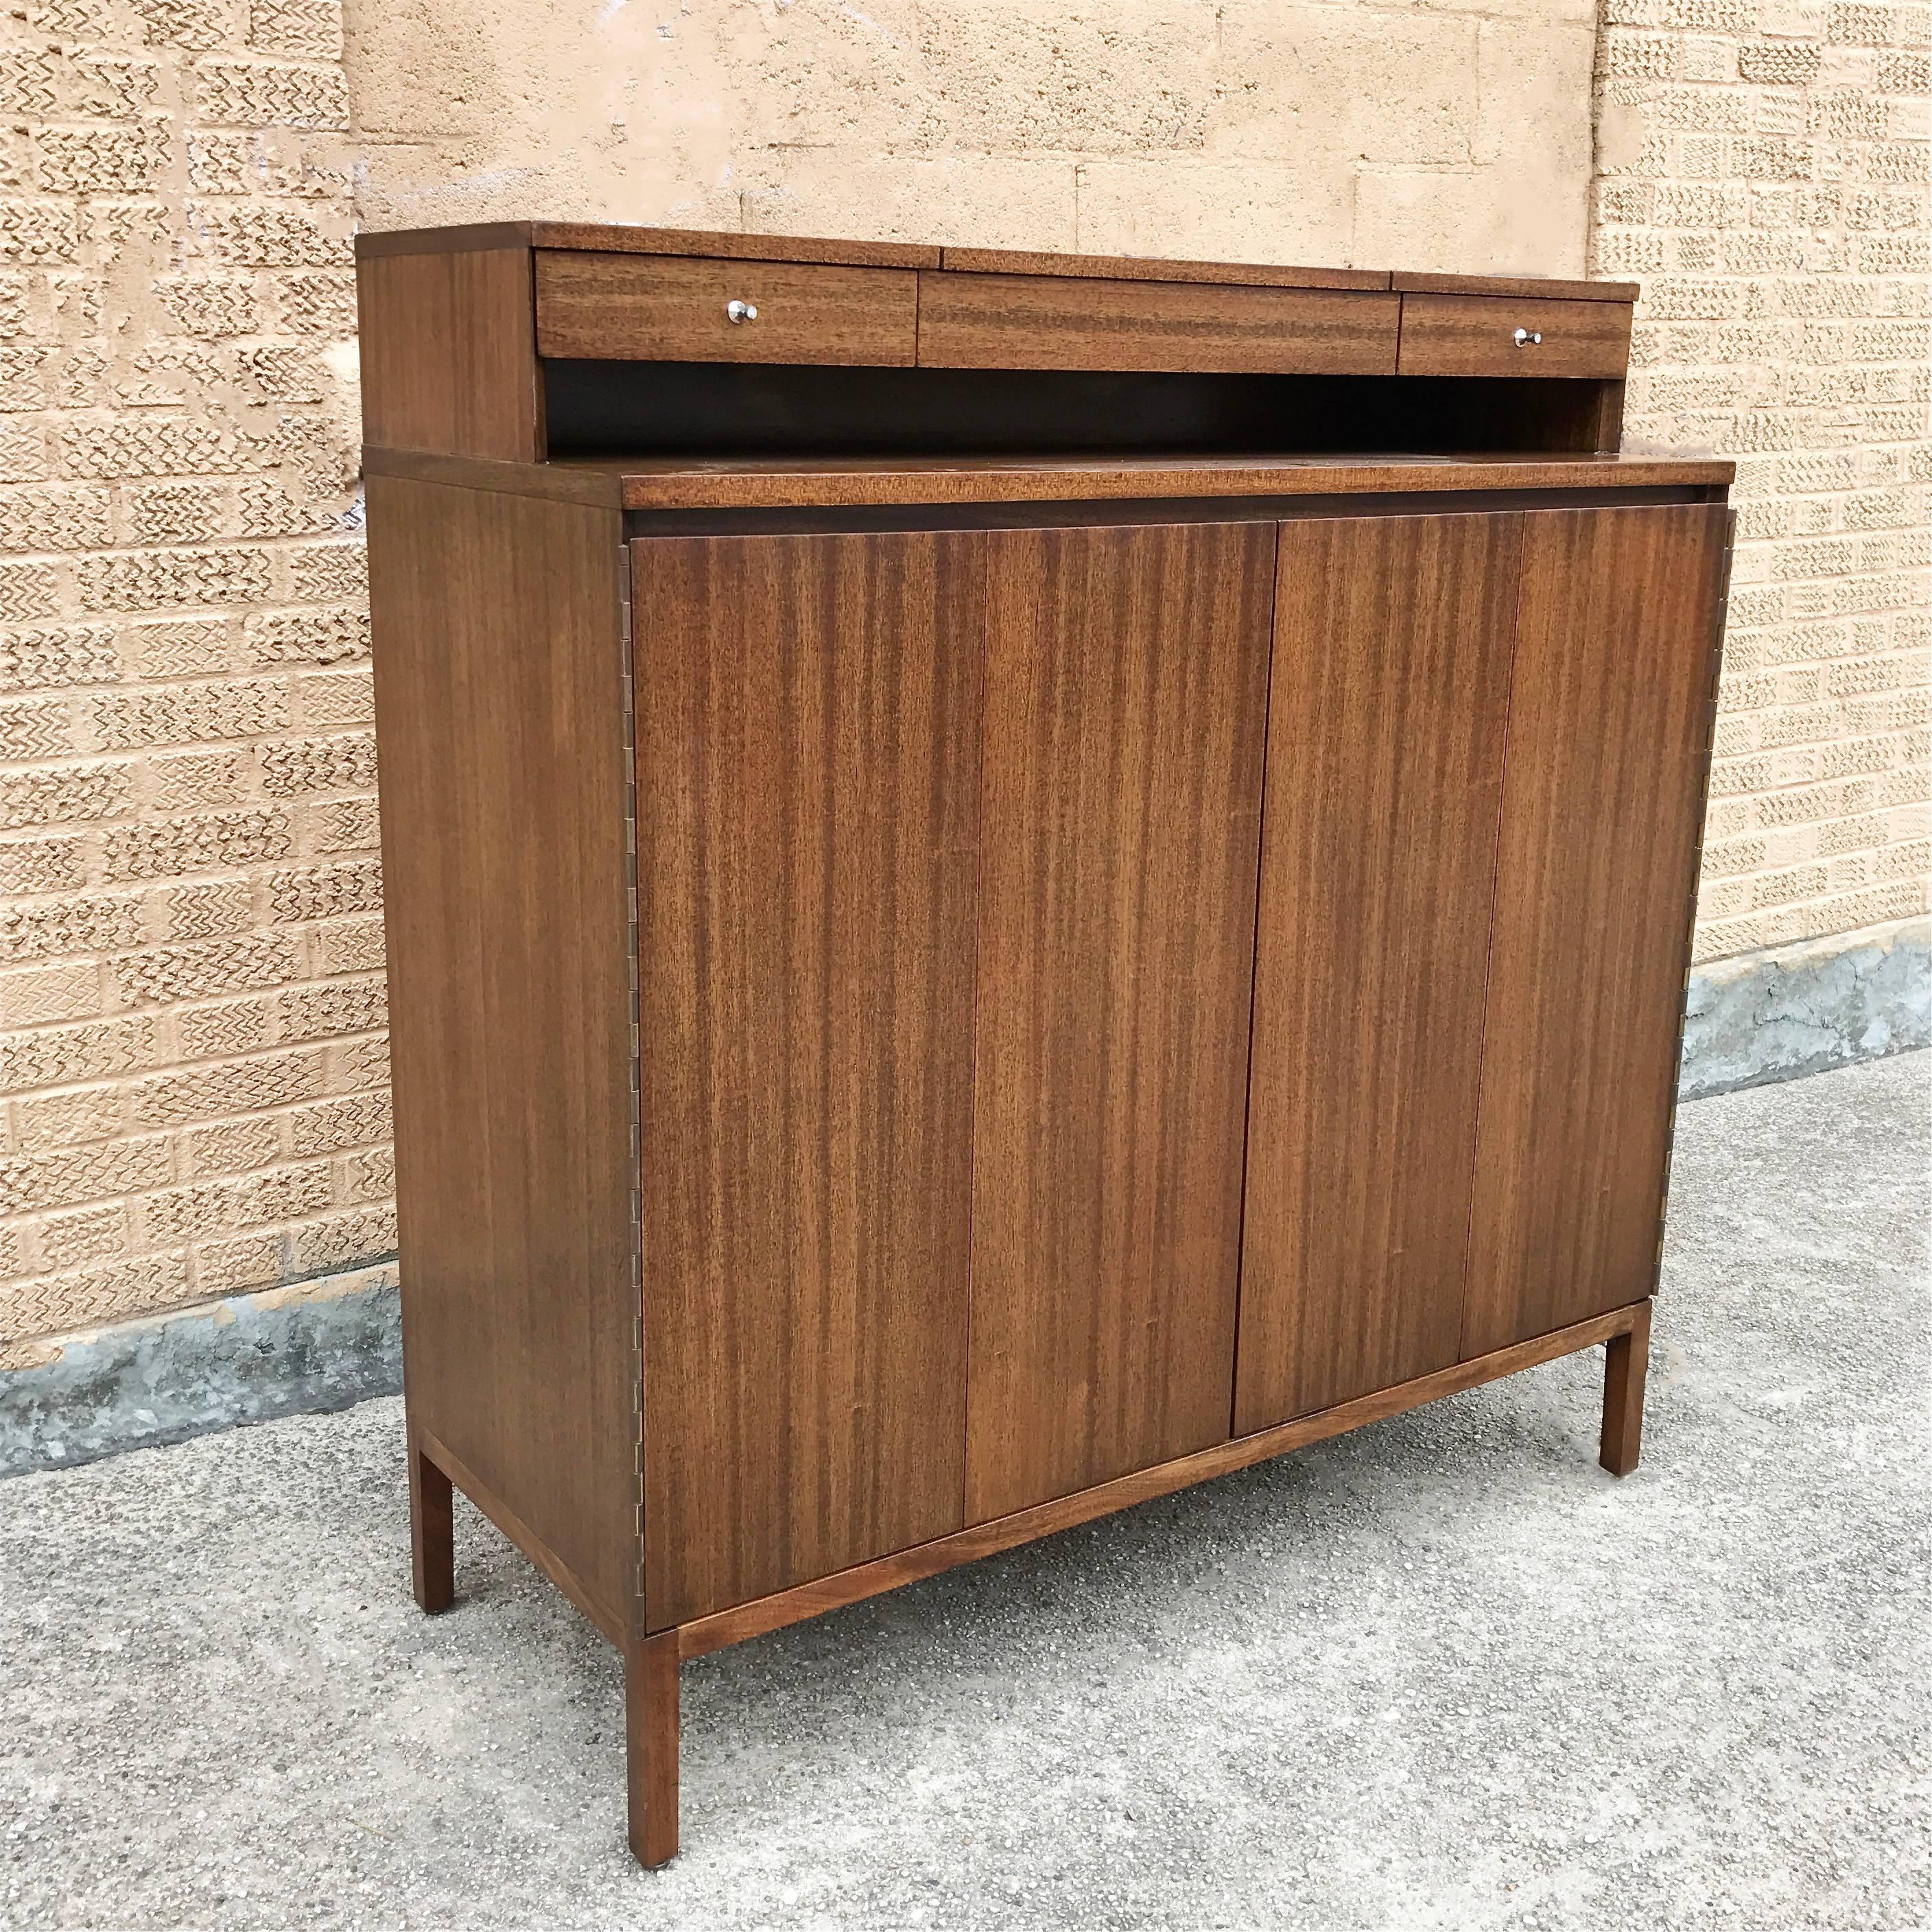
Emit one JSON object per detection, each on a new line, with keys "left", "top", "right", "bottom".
{"left": 3, "top": 1050, "right": 1927, "bottom": 1931}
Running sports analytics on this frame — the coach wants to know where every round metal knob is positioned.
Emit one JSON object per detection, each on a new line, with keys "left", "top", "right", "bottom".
{"left": 1513, "top": 327, "right": 1542, "bottom": 346}
{"left": 726, "top": 299, "right": 758, "bottom": 325}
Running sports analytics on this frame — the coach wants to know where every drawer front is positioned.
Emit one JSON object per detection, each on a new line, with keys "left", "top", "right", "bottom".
{"left": 534, "top": 250, "right": 918, "bottom": 366}
{"left": 1398, "top": 294, "right": 1632, "bottom": 379}
{"left": 918, "top": 271, "right": 1400, "bottom": 375}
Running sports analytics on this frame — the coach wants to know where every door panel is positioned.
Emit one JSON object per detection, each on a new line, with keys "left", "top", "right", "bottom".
{"left": 966, "top": 521, "right": 1275, "bottom": 1524}
{"left": 1235, "top": 513, "right": 1522, "bottom": 1433}
{"left": 635, "top": 531, "right": 982, "bottom": 1627}
{"left": 1463, "top": 504, "right": 1729, "bottom": 1356}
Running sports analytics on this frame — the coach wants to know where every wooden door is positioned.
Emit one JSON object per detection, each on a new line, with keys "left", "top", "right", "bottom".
{"left": 634, "top": 532, "right": 983, "bottom": 1627}
{"left": 1235, "top": 513, "right": 1522, "bottom": 1433}
{"left": 1463, "top": 504, "right": 1730, "bottom": 1356}
{"left": 965, "top": 521, "right": 1276, "bottom": 1524}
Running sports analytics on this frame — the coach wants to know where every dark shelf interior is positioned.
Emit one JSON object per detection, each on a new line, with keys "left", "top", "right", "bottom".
{"left": 543, "top": 361, "right": 1617, "bottom": 462}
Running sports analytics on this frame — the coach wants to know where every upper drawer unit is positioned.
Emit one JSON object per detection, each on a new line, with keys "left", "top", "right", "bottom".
{"left": 1398, "top": 294, "right": 1632, "bottom": 379}
{"left": 918, "top": 272, "right": 1401, "bottom": 376}
{"left": 534, "top": 251, "right": 919, "bottom": 366}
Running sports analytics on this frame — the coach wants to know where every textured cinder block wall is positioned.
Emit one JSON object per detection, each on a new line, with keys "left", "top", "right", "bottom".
{"left": 0, "top": 0, "right": 1924, "bottom": 1367}
{"left": 0, "top": 0, "right": 1601, "bottom": 1360}
{"left": 1, "top": 0, "right": 385, "bottom": 1360}
{"left": 348, "top": 0, "right": 1599, "bottom": 269}
{"left": 1592, "top": 0, "right": 1930, "bottom": 961}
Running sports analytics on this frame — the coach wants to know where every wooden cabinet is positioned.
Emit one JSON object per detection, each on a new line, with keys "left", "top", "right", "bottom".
{"left": 968, "top": 523, "right": 1273, "bottom": 1520}
{"left": 633, "top": 532, "right": 981, "bottom": 1626}
{"left": 358, "top": 221, "right": 1731, "bottom": 1870}
{"left": 1236, "top": 512, "right": 1520, "bottom": 1429}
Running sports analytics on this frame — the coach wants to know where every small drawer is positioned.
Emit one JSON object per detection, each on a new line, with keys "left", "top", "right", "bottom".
{"left": 918, "top": 271, "right": 1400, "bottom": 376}
{"left": 534, "top": 251, "right": 918, "bottom": 366}
{"left": 1398, "top": 294, "right": 1631, "bottom": 379}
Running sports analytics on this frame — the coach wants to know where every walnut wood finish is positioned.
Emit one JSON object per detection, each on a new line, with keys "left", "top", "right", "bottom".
{"left": 1601, "top": 1297, "right": 1653, "bottom": 1476}
{"left": 355, "top": 246, "right": 543, "bottom": 460}
{"left": 633, "top": 532, "right": 983, "bottom": 1628}
{"left": 414, "top": 1423, "right": 626, "bottom": 1646}
{"left": 919, "top": 272, "right": 1400, "bottom": 376}
{"left": 407, "top": 1422, "right": 454, "bottom": 1614}
{"left": 359, "top": 223, "right": 1637, "bottom": 301}
{"left": 966, "top": 522, "right": 1275, "bottom": 1522}
{"left": 680, "top": 1299, "right": 1653, "bottom": 1660}
{"left": 938, "top": 245, "right": 1390, "bottom": 291}
{"left": 1398, "top": 294, "right": 1633, "bottom": 380}
{"left": 1463, "top": 505, "right": 1730, "bottom": 1356}
{"left": 537, "top": 251, "right": 917, "bottom": 366}
{"left": 358, "top": 223, "right": 1716, "bottom": 1872}
{"left": 593, "top": 451, "right": 1730, "bottom": 511}
{"left": 357, "top": 221, "right": 942, "bottom": 269}
{"left": 1392, "top": 269, "right": 1640, "bottom": 303}
{"left": 626, "top": 1631, "right": 680, "bottom": 1868}
{"left": 368, "top": 475, "right": 639, "bottom": 1638}
{"left": 1236, "top": 513, "right": 1521, "bottom": 1432}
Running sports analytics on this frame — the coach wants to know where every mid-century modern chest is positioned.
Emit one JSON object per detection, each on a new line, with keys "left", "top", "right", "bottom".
{"left": 356, "top": 221, "right": 1733, "bottom": 1866}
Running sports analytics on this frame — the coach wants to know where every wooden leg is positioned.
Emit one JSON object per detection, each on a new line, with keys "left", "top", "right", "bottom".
{"left": 408, "top": 1423, "right": 456, "bottom": 1614}
{"left": 1599, "top": 1299, "right": 1652, "bottom": 1478}
{"left": 626, "top": 1629, "right": 680, "bottom": 1869}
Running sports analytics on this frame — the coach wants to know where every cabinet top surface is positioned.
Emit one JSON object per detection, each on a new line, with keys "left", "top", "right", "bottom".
{"left": 368, "top": 447, "right": 1735, "bottom": 512}
{"left": 353, "top": 220, "right": 1641, "bottom": 305}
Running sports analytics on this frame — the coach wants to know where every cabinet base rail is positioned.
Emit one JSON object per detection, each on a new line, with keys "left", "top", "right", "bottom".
{"left": 408, "top": 1294, "right": 1653, "bottom": 1869}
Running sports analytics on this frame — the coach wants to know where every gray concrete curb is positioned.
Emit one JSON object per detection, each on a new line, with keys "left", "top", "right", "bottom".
{"left": 3, "top": 917, "right": 1925, "bottom": 1480}
{"left": 1680, "top": 914, "right": 1929, "bottom": 1099}
{"left": 0, "top": 1263, "right": 399, "bottom": 1478}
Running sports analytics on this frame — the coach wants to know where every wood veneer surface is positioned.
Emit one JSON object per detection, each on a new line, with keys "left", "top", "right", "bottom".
{"left": 355, "top": 222, "right": 1638, "bottom": 303}
{"left": 1397, "top": 294, "right": 1633, "bottom": 381}
{"left": 966, "top": 521, "right": 1275, "bottom": 1523}
{"left": 536, "top": 251, "right": 919, "bottom": 366}
{"left": 682, "top": 1299, "right": 1651, "bottom": 1658}
{"left": 560, "top": 451, "right": 1734, "bottom": 510}
{"left": 919, "top": 272, "right": 1400, "bottom": 376}
{"left": 634, "top": 531, "right": 984, "bottom": 1629}
{"left": 1463, "top": 504, "right": 1730, "bottom": 1355}
{"left": 368, "top": 475, "right": 636, "bottom": 1630}
{"left": 937, "top": 245, "right": 1389, "bottom": 291}
{"left": 356, "top": 247, "right": 543, "bottom": 460}
{"left": 1237, "top": 512, "right": 1521, "bottom": 1430}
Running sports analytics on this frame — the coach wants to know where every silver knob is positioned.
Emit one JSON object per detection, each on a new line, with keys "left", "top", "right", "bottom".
{"left": 726, "top": 299, "right": 758, "bottom": 325}
{"left": 1513, "top": 327, "right": 1542, "bottom": 346}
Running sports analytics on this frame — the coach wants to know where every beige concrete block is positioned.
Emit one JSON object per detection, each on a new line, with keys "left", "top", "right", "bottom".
{"left": 1475, "top": 23, "right": 1597, "bottom": 176}
{"left": 722, "top": 0, "right": 933, "bottom": 153}
{"left": 0, "top": 964, "right": 103, "bottom": 1029}
{"left": 1208, "top": 7, "right": 1481, "bottom": 170}
{"left": 1074, "top": 160, "right": 1353, "bottom": 267}
{"left": 352, "top": 137, "right": 744, "bottom": 235}
{"left": 742, "top": 152, "right": 1078, "bottom": 252}
{"left": 918, "top": 0, "right": 1219, "bottom": 155}
{"left": 1354, "top": 163, "right": 1589, "bottom": 277}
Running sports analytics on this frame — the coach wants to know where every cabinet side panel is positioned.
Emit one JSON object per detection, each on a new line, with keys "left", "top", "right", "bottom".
{"left": 357, "top": 246, "right": 543, "bottom": 461}
{"left": 367, "top": 475, "right": 636, "bottom": 1631}
{"left": 1464, "top": 504, "right": 1730, "bottom": 1355}
{"left": 635, "top": 532, "right": 982, "bottom": 1629}
{"left": 1236, "top": 513, "right": 1520, "bottom": 1433}
{"left": 967, "top": 521, "right": 1275, "bottom": 1524}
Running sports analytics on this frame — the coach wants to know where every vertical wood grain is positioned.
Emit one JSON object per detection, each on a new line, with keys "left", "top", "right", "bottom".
{"left": 357, "top": 246, "right": 543, "bottom": 460}
{"left": 1599, "top": 1297, "right": 1652, "bottom": 1477}
{"left": 367, "top": 475, "right": 636, "bottom": 1634}
{"left": 407, "top": 1423, "right": 455, "bottom": 1614}
{"left": 966, "top": 521, "right": 1275, "bottom": 1524}
{"left": 1235, "top": 513, "right": 1522, "bottom": 1432}
{"left": 625, "top": 1629, "right": 680, "bottom": 1868}
{"left": 635, "top": 532, "right": 983, "bottom": 1628}
{"left": 1463, "top": 505, "right": 1730, "bottom": 1356}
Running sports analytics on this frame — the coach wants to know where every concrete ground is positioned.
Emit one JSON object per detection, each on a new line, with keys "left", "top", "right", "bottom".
{"left": 3, "top": 1052, "right": 1927, "bottom": 1932}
